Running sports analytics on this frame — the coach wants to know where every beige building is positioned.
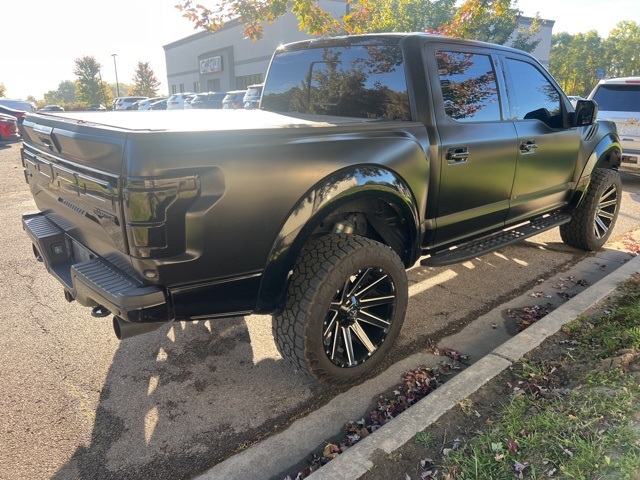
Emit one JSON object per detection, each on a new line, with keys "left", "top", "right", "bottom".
{"left": 163, "top": 4, "right": 554, "bottom": 95}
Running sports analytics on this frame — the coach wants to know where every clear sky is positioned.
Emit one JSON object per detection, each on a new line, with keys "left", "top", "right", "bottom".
{"left": 2, "top": 0, "right": 638, "bottom": 101}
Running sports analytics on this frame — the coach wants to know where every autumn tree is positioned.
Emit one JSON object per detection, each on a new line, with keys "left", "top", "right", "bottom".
{"left": 130, "top": 62, "right": 160, "bottom": 97}
{"left": 74, "top": 56, "right": 111, "bottom": 105}
{"left": 364, "top": 0, "right": 456, "bottom": 33}
{"left": 176, "top": 0, "right": 539, "bottom": 49}
{"left": 441, "top": 0, "right": 540, "bottom": 51}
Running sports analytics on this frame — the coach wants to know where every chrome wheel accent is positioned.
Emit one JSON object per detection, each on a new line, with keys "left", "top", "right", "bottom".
{"left": 594, "top": 183, "right": 619, "bottom": 239}
{"left": 323, "top": 267, "right": 396, "bottom": 368}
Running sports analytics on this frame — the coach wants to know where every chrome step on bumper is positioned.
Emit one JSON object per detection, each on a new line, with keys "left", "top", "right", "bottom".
{"left": 22, "top": 212, "right": 169, "bottom": 324}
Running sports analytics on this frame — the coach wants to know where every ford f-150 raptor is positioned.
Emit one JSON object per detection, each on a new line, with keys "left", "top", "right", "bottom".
{"left": 21, "top": 34, "right": 622, "bottom": 384}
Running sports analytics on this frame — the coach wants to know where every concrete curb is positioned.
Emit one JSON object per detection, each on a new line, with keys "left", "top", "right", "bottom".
{"left": 196, "top": 254, "right": 639, "bottom": 480}
{"left": 310, "top": 254, "right": 640, "bottom": 480}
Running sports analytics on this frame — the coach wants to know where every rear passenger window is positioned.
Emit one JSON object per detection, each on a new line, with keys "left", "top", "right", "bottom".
{"left": 504, "top": 59, "right": 561, "bottom": 125}
{"left": 436, "top": 51, "right": 501, "bottom": 122}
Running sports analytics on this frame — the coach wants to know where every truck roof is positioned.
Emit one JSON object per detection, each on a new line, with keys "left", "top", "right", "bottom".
{"left": 278, "top": 32, "right": 532, "bottom": 58}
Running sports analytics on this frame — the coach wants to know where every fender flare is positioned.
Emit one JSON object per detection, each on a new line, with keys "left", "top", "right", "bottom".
{"left": 255, "top": 166, "right": 420, "bottom": 312}
{"left": 568, "top": 131, "right": 622, "bottom": 210}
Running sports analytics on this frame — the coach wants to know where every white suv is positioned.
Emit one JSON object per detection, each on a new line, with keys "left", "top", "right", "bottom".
{"left": 589, "top": 77, "right": 640, "bottom": 170}
{"left": 167, "top": 93, "right": 194, "bottom": 110}
{"left": 114, "top": 96, "right": 149, "bottom": 110}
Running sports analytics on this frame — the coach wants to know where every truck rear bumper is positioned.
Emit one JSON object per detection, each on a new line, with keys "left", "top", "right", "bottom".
{"left": 620, "top": 149, "right": 640, "bottom": 171}
{"left": 23, "top": 212, "right": 170, "bottom": 324}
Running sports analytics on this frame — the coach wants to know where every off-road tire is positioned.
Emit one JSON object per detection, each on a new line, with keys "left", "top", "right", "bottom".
{"left": 560, "top": 168, "right": 622, "bottom": 250}
{"left": 273, "top": 234, "right": 408, "bottom": 385}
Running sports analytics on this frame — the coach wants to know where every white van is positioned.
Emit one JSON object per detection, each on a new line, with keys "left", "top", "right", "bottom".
{"left": 0, "top": 99, "right": 37, "bottom": 112}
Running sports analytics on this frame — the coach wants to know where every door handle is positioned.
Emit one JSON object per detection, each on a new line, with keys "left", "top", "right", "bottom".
{"left": 446, "top": 147, "right": 470, "bottom": 165}
{"left": 520, "top": 140, "right": 538, "bottom": 153}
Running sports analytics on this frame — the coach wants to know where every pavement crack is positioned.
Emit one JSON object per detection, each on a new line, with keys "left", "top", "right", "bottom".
{"left": 490, "top": 351, "right": 516, "bottom": 363}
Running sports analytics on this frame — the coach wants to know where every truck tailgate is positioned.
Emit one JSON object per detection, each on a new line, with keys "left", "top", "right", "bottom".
{"left": 21, "top": 115, "right": 128, "bottom": 260}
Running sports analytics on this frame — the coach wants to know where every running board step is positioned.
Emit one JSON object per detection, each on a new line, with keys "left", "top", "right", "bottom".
{"left": 421, "top": 212, "right": 572, "bottom": 267}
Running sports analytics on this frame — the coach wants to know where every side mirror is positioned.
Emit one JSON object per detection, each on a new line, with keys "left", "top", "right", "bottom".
{"left": 572, "top": 99, "right": 598, "bottom": 127}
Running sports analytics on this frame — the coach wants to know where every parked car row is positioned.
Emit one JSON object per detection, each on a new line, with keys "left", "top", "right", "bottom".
{"left": 166, "top": 85, "right": 264, "bottom": 111}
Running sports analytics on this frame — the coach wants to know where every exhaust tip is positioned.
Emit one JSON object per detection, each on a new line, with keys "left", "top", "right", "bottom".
{"left": 92, "top": 305, "right": 111, "bottom": 318}
{"left": 113, "top": 316, "right": 165, "bottom": 340}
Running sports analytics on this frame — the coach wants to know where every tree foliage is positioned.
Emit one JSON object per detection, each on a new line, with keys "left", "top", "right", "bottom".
{"left": 363, "top": 0, "right": 456, "bottom": 34}
{"left": 44, "top": 80, "right": 78, "bottom": 105}
{"left": 176, "top": 0, "right": 539, "bottom": 51}
{"left": 605, "top": 20, "right": 640, "bottom": 78}
{"left": 441, "top": 0, "right": 539, "bottom": 51}
{"left": 548, "top": 21, "right": 640, "bottom": 97}
{"left": 74, "top": 56, "right": 111, "bottom": 105}
{"left": 130, "top": 62, "right": 160, "bottom": 97}
{"left": 0, "top": 82, "right": 6, "bottom": 97}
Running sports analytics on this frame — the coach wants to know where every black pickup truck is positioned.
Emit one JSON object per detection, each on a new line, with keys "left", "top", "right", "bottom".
{"left": 21, "top": 34, "right": 622, "bottom": 385}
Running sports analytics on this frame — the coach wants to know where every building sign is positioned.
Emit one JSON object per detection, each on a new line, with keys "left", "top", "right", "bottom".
{"left": 200, "top": 56, "right": 223, "bottom": 74}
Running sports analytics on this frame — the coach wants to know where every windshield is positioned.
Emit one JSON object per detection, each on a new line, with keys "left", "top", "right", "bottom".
{"left": 262, "top": 44, "right": 410, "bottom": 120}
{"left": 592, "top": 84, "right": 640, "bottom": 112}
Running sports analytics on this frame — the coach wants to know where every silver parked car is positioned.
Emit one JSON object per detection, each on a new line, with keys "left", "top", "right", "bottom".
{"left": 114, "top": 96, "right": 149, "bottom": 110}
{"left": 136, "top": 97, "right": 169, "bottom": 111}
{"left": 167, "top": 93, "right": 194, "bottom": 110}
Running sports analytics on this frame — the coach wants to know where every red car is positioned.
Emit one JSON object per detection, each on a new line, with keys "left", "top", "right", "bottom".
{"left": 0, "top": 113, "right": 20, "bottom": 141}
{"left": 0, "top": 105, "right": 27, "bottom": 135}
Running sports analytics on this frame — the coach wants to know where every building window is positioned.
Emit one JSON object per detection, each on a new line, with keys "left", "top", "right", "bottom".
{"left": 193, "top": 81, "right": 200, "bottom": 93}
{"left": 179, "top": 84, "right": 185, "bottom": 93}
{"left": 207, "top": 79, "right": 221, "bottom": 92}
{"left": 236, "top": 74, "right": 264, "bottom": 90}
{"left": 171, "top": 85, "right": 177, "bottom": 94}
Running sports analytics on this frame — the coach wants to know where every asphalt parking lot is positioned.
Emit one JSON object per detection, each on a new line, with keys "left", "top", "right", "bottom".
{"left": 1, "top": 139, "right": 639, "bottom": 480}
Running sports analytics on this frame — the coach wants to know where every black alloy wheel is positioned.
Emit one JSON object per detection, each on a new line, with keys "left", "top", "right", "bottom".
{"left": 273, "top": 234, "right": 408, "bottom": 385}
{"left": 560, "top": 168, "right": 622, "bottom": 251}
{"left": 324, "top": 266, "right": 397, "bottom": 368}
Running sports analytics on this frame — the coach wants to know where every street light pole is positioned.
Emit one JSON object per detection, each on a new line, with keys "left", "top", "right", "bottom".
{"left": 111, "top": 54, "right": 120, "bottom": 98}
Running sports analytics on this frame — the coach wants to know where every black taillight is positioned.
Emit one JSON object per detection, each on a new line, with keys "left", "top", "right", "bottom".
{"left": 124, "top": 176, "right": 200, "bottom": 258}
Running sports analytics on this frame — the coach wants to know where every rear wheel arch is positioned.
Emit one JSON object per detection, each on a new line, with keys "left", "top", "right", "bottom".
{"left": 255, "top": 167, "right": 420, "bottom": 313}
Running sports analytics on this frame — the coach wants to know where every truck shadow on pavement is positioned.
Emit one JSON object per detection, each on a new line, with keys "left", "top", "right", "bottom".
{"left": 53, "top": 316, "right": 315, "bottom": 480}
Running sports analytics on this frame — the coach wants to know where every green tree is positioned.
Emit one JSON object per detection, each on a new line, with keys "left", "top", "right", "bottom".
{"left": 0, "top": 82, "right": 6, "bottom": 97}
{"left": 604, "top": 21, "right": 640, "bottom": 77}
{"left": 44, "top": 80, "right": 78, "bottom": 105}
{"left": 74, "top": 56, "right": 110, "bottom": 105}
{"left": 130, "top": 62, "right": 160, "bottom": 97}
{"left": 176, "top": 0, "right": 539, "bottom": 48}
{"left": 549, "top": 30, "right": 605, "bottom": 96}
